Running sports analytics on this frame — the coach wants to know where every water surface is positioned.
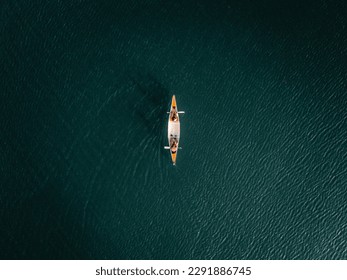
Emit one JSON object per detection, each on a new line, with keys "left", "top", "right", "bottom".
{"left": 1, "top": 0, "right": 347, "bottom": 259}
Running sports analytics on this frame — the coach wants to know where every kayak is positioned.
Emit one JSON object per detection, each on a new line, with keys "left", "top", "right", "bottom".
{"left": 165, "top": 95, "right": 184, "bottom": 165}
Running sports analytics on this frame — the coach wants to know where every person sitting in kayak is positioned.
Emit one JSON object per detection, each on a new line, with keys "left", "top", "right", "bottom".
{"left": 170, "top": 139, "right": 178, "bottom": 152}
{"left": 171, "top": 112, "right": 178, "bottom": 122}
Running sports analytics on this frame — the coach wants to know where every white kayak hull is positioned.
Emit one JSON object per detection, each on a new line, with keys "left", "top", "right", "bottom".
{"left": 167, "top": 95, "right": 181, "bottom": 165}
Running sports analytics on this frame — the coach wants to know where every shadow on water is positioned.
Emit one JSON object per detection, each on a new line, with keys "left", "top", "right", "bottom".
{"left": 127, "top": 72, "right": 171, "bottom": 149}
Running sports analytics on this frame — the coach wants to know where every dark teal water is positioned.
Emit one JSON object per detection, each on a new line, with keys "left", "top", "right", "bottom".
{"left": 1, "top": 0, "right": 347, "bottom": 259}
